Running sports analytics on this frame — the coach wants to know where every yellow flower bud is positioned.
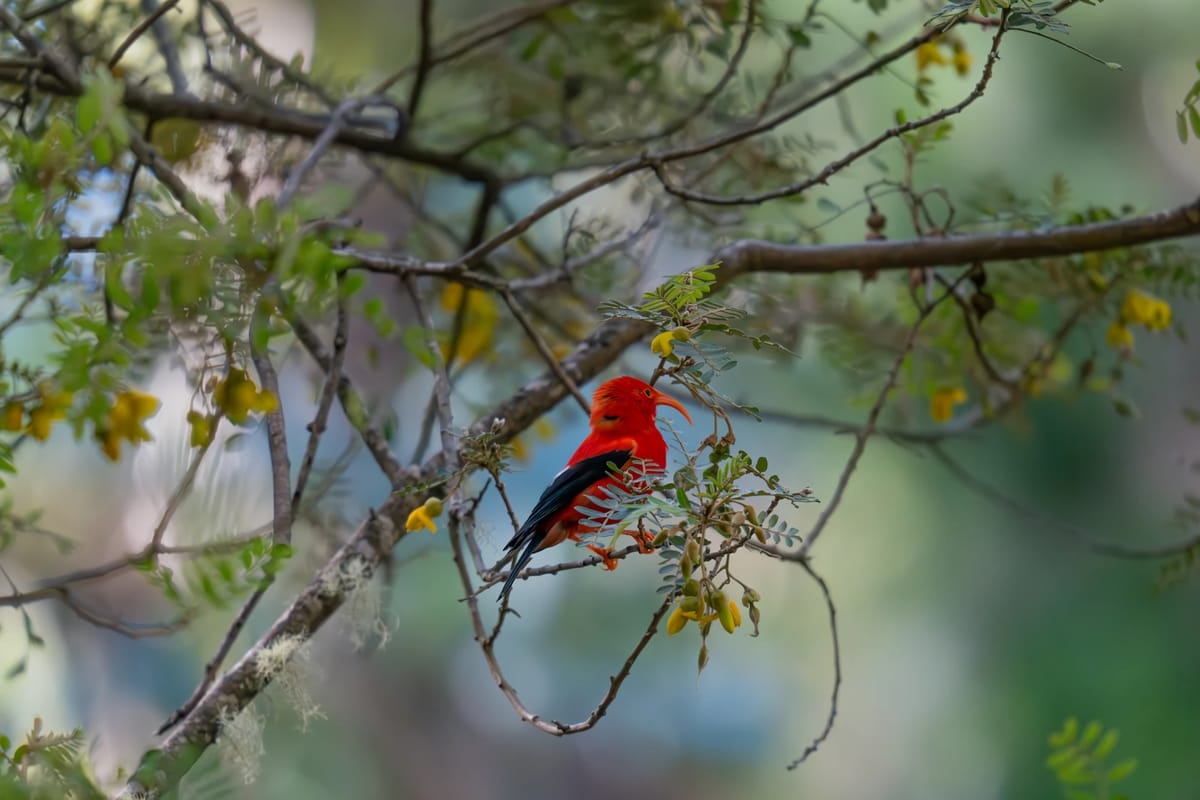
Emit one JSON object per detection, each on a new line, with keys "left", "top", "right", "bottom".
{"left": 915, "top": 42, "right": 947, "bottom": 72}
{"left": 728, "top": 600, "right": 742, "bottom": 628}
{"left": 187, "top": 410, "right": 213, "bottom": 448}
{"left": 1106, "top": 321, "right": 1134, "bottom": 349}
{"left": 952, "top": 46, "right": 972, "bottom": 76}
{"left": 650, "top": 331, "right": 676, "bottom": 358}
{"left": 930, "top": 387, "right": 968, "bottom": 423}
{"left": 666, "top": 606, "right": 688, "bottom": 636}
{"left": 2, "top": 402, "right": 23, "bottom": 432}
{"left": 404, "top": 508, "right": 432, "bottom": 534}
{"left": 27, "top": 406, "right": 54, "bottom": 440}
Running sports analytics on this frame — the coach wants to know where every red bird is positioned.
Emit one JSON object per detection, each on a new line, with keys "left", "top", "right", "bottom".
{"left": 500, "top": 376, "right": 692, "bottom": 601}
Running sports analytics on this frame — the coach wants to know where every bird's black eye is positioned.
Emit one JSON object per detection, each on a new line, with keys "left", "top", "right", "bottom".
{"left": 643, "top": 389, "right": 652, "bottom": 397}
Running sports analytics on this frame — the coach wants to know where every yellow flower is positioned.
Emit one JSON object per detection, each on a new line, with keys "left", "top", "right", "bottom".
{"left": 187, "top": 410, "right": 214, "bottom": 447}
{"left": 439, "top": 283, "right": 498, "bottom": 364}
{"left": 26, "top": 383, "right": 73, "bottom": 441}
{"left": 214, "top": 368, "right": 278, "bottom": 425}
{"left": 2, "top": 402, "right": 24, "bottom": 432}
{"left": 667, "top": 606, "right": 688, "bottom": 636}
{"left": 96, "top": 389, "right": 160, "bottom": 461}
{"left": 28, "top": 407, "right": 55, "bottom": 440}
{"left": 405, "top": 497, "right": 444, "bottom": 534}
{"left": 929, "top": 387, "right": 967, "bottom": 423}
{"left": 952, "top": 45, "right": 973, "bottom": 76}
{"left": 1106, "top": 321, "right": 1134, "bottom": 349}
{"left": 533, "top": 417, "right": 556, "bottom": 440}
{"left": 108, "top": 390, "right": 159, "bottom": 441}
{"left": 650, "top": 331, "right": 676, "bottom": 358}
{"left": 1120, "top": 289, "right": 1171, "bottom": 331}
{"left": 728, "top": 600, "right": 742, "bottom": 628}
{"left": 916, "top": 42, "right": 947, "bottom": 72}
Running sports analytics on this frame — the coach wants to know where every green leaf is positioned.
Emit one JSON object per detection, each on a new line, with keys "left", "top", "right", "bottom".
{"left": 1107, "top": 758, "right": 1138, "bottom": 782}
{"left": 1189, "top": 105, "right": 1200, "bottom": 138}
{"left": 1079, "top": 720, "right": 1102, "bottom": 747}
{"left": 1092, "top": 728, "right": 1119, "bottom": 760}
{"left": 90, "top": 133, "right": 114, "bottom": 166}
{"left": 520, "top": 31, "right": 547, "bottom": 62}
{"left": 1112, "top": 398, "right": 1138, "bottom": 418}
{"left": 77, "top": 87, "right": 103, "bottom": 134}
{"left": 786, "top": 25, "right": 811, "bottom": 48}
{"left": 402, "top": 325, "right": 436, "bottom": 369}
{"left": 1178, "top": 111, "right": 1189, "bottom": 144}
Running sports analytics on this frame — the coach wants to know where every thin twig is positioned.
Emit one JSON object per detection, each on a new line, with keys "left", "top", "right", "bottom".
{"left": 108, "top": 0, "right": 181, "bottom": 70}
{"left": 654, "top": 11, "right": 1011, "bottom": 206}
{"left": 155, "top": 584, "right": 266, "bottom": 733}
{"left": 249, "top": 323, "right": 293, "bottom": 546}
{"left": 791, "top": 272, "right": 968, "bottom": 559}
{"left": 372, "top": 0, "right": 577, "bottom": 94}
{"left": 407, "top": 0, "right": 434, "bottom": 119}
{"left": 500, "top": 289, "right": 590, "bottom": 414}
{"left": 928, "top": 444, "right": 1200, "bottom": 560}
{"left": 787, "top": 559, "right": 841, "bottom": 770}
{"left": 288, "top": 313, "right": 408, "bottom": 485}
{"left": 448, "top": 509, "right": 670, "bottom": 734}
{"left": 292, "top": 292, "right": 349, "bottom": 506}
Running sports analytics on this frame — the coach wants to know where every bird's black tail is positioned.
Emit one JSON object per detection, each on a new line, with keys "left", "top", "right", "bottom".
{"left": 499, "top": 537, "right": 538, "bottom": 603}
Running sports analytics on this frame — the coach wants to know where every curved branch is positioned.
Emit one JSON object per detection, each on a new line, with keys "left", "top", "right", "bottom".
{"left": 787, "top": 559, "right": 841, "bottom": 770}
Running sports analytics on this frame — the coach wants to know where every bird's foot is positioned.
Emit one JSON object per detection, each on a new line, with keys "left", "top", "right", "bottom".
{"left": 586, "top": 544, "right": 620, "bottom": 571}
{"left": 628, "top": 529, "right": 655, "bottom": 555}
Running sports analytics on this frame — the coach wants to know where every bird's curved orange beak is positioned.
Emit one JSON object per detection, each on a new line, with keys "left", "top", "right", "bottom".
{"left": 653, "top": 388, "right": 692, "bottom": 425}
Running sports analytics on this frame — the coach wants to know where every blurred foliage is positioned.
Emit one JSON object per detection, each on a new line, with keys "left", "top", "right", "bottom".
{"left": 1046, "top": 717, "right": 1138, "bottom": 800}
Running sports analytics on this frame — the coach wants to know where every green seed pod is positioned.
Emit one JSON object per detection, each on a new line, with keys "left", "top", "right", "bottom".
{"left": 682, "top": 579, "right": 700, "bottom": 597}
{"left": 671, "top": 326, "right": 692, "bottom": 342}
{"left": 729, "top": 511, "right": 746, "bottom": 528}
{"left": 680, "top": 596, "right": 701, "bottom": 614}
{"left": 752, "top": 525, "right": 766, "bottom": 543}
{"left": 743, "top": 504, "right": 759, "bottom": 526}
{"left": 680, "top": 553, "right": 693, "bottom": 578}
{"left": 651, "top": 529, "right": 670, "bottom": 547}
{"left": 718, "top": 600, "right": 736, "bottom": 634}
{"left": 686, "top": 538, "right": 701, "bottom": 563}
{"left": 697, "top": 644, "right": 709, "bottom": 672}
{"left": 749, "top": 605, "right": 761, "bottom": 628}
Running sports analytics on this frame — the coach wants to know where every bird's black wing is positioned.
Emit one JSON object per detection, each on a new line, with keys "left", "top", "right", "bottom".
{"left": 499, "top": 448, "right": 631, "bottom": 601}
{"left": 505, "top": 448, "right": 632, "bottom": 551}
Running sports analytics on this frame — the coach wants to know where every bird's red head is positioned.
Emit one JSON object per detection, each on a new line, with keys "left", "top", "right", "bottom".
{"left": 589, "top": 376, "right": 692, "bottom": 430}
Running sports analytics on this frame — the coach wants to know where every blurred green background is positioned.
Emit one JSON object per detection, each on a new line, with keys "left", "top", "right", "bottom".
{"left": 2, "top": 1, "right": 1199, "bottom": 798}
